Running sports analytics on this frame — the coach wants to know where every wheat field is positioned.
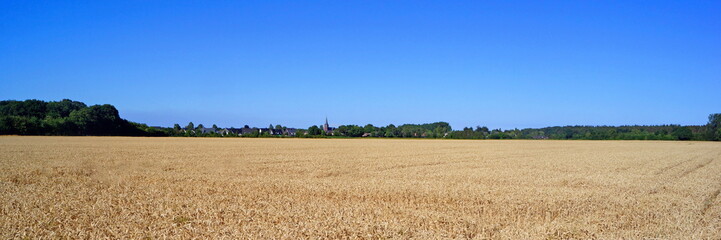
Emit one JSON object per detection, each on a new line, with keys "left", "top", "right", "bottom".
{"left": 1, "top": 136, "right": 720, "bottom": 239}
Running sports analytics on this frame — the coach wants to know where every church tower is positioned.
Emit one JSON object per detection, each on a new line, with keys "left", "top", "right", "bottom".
{"left": 323, "top": 117, "right": 329, "bottom": 132}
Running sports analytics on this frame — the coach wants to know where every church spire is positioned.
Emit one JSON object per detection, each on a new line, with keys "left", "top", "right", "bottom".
{"left": 323, "top": 117, "right": 329, "bottom": 132}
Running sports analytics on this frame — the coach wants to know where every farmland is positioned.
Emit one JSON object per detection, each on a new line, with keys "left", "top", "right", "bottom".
{"left": 1, "top": 136, "right": 720, "bottom": 239}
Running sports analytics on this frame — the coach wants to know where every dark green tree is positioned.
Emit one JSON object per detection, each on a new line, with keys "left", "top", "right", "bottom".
{"left": 0, "top": 99, "right": 156, "bottom": 136}
{"left": 67, "top": 104, "right": 142, "bottom": 135}
{"left": 384, "top": 124, "right": 397, "bottom": 137}
{"left": 46, "top": 99, "right": 86, "bottom": 118}
{"left": 307, "top": 125, "right": 322, "bottom": 135}
{"left": 0, "top": 99, "right": 47, "bottom": 119}
{"left": 347, "top": 125, "right": 365, "bottom": 137}
{"left": 672, "top": 126, "right": 693, "bottom": 140}
{"left": 364, "top": 124, "right": 376, "bottom": 133}
{"left": 707, "top": 113, "right": 721, "bottom": 141}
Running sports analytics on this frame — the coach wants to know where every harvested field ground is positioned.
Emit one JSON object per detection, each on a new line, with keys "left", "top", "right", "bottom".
{"left": 1, "top": 136, "right": 720, "bottom": 239}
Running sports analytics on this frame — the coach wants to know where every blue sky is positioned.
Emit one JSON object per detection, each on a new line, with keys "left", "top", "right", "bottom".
{"left": 1, "top": 1, "right": 719, "bottom": 129}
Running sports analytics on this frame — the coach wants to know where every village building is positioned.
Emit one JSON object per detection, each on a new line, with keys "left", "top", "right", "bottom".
{"left": 198, "top": 127, "right": 218, "bottom": 134}
{"left": 218, "top": 128, "right": 246, "bottom": 135}
{"left": 323, "top": 117, "right": 336, "bottom": 135}
{"left": 259, "top": 128, "right": 285, "bottom": 135}
{"left": 240, "top": 127, "right": 257, "bottom": 135}
{"left": 284, "top": 128, "right": 297, "bottom": 136}
{"left": 201, "top": 124, "right": 299, "bottom": 137}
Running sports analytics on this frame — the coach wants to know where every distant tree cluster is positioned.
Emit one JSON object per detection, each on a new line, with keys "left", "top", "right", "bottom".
{"left": 0, "top": 99, "right": 152, "bottom": 136}
{"left": 518, "top": 125, "right": 702, "bottom": 140}
{"left": 302, "top": 122, "right": 452, "bottom": 138}
{"left": 159, "top": 122, "right": 296, "bottom": 138}
{"left": 446, "top": 124, "right": 711, "bottom": 141}
{"left": 311, "top": 118, "right": 719, "bottom": 141}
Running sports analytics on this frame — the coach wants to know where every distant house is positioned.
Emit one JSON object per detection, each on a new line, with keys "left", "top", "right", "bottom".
{"left": 219, "top": 128, "right": 241, "bottom": 135}
{"left": 240, "top": 127, "right": 257, "bottom": 135}
{"left": 268, "top": 128, "right": 284, "bottom": 135}
{"left": 214, "top": 126, "right": 296, "bottom": 136}
{"left": 217, "top": 127, "right": 261, "bottom": 136}
{"left": 198, "top": 128, "right": 218, "bottom": 134}
{"left": 258, "top": 128, "right": 270, "bottom": 135}
{"left": 259, "top": 128, "right": 283, "bottom": 135}
{"left": 284, "top": 128, "right": 297, "bottom": 136}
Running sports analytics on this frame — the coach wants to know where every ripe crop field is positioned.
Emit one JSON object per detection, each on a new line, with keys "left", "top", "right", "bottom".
{"left": 1, "top": 136, "right": 720, "bottom": 239}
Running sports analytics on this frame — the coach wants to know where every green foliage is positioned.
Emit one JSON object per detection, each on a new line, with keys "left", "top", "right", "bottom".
{"left": 384, "top": 124, "right": 398, "bottom": 137}
{"left": 444, "top": 124, "right": 713, "bottom": 141}
{"left": 0, "top": 99, "right": 47, "bottom": 119}
{"left": 334, "top": 125, "right": 365, "bottom": 137}
{"left": 707, "top": 113, "right": 721, "bottom": 141}
{"left": 672, "top": 126, "right": 693, "bottom": 140}
{"left": 0, "top": 99, "right": 156, "bottom": 136}
{"left": 394, "top": 122, "right": 451, "bottom": 138}
{"left": 363, "top": 124, "right": 376, "bottom": 134}
{"left": 447, "top": 126, "right": 485, "bottom": 139}
{"left": 307, "top": 125, "right": 323, "bottom": 136}
{"left": 0, "top": 115, "right": 42, "bottom": 135}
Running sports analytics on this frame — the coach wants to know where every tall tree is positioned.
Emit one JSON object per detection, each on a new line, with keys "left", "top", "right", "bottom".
{"left": 384, "top": 124, "right": 397, "bottom": 137}
{"left": 307, "top": 125, "right": 322, "bottom": 135}
{"left": 364, "top": 124, "right": 376, "bottom": 133}
{"left": 707, "top": 113, "right": 721, "bottom": 141}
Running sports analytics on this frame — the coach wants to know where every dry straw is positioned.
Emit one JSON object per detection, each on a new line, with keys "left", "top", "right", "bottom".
{"left": 1, "top": 136, "right": 719, "bottom": 239}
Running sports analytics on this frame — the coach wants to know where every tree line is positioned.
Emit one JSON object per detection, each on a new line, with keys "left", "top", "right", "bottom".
{"left": 304, "top": 122, "right": 452, "bottom": 138}
{"left": 2, "top": 99, "right": 720, "bottom": 141}
{"left": 447, "top": 124, "right": 708, "bottom": 140}
{"left": 164, "top": 122, "right": 292, "bottom": 137}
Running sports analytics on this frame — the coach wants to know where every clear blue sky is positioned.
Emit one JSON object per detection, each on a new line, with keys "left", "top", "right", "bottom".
{"left": 1, "top": 1, "right": 719, "bottom": 129}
